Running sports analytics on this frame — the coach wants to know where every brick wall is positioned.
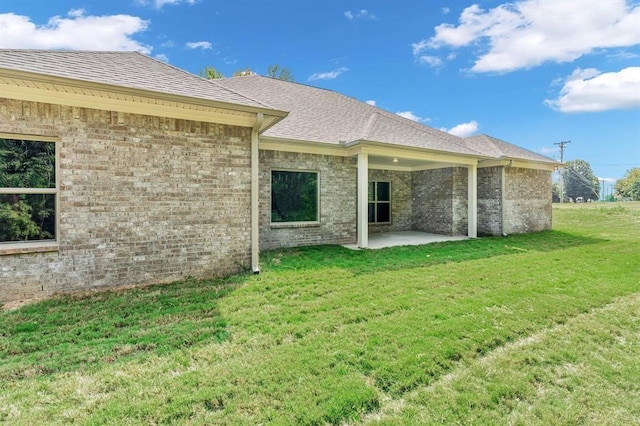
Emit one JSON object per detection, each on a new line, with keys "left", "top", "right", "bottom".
{"left": 478, "top": 166, "right": 503, "bottom": 236}
{"left": 503, "top": 167, "right": 552, "bottom": 234}
{"left": 1, "top": 98, "right": 252, "bottom": 304}
{"left": 411, "top": 167, "right": 468, "bottom": 235}
{"left": 259, "top": 150, "right": 356, "bottom": 250}
{"left": 368, "top": 169, "right": 412, "bottom": 234}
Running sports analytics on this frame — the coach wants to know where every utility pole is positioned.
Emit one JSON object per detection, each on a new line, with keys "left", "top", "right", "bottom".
{"left": 555, "top": 140, "right": 571, "bottom": 203}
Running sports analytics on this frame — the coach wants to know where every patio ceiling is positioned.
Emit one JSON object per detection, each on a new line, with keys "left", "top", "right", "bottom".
{"left": 368, "top": 154, "right": 458, "bottom": 171}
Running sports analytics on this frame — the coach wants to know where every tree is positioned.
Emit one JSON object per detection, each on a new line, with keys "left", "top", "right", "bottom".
{"left": 0, "top": 138, "right": 56, "bottom": 241}
{"left": 552, "top": 182, "right": 561, "bottom": 202}
{"left": 615, "top": 167, "right": 640, "bottom": 200}
{"left": 267, "top": 64, "right": 295, "bottom": 82}
{"left": 199, "top": 66, "right": 224, "bottom": 79}
{"left": 232, "top": 67, "right": 256, "bottom": 77}
{"left": 199, "top": 64, "right": 295, "bottom": 81}
{"left": 562, "top": 159, "right": 599, "bottom": 201}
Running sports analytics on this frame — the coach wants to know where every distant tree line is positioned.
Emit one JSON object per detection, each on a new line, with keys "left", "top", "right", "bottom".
{"left": 561, "top": 159, "right": 600, "bottom": 201}
{"left": 554, "top": 160, "right": 640, "bottom": 202}
{"left": 615, "top": 168, "right": 640, "bottom": 201}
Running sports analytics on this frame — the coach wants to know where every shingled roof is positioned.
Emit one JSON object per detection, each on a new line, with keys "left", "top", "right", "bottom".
{"left": 464, "top": 134, "right": 557, "bottom": 164}
{"left": 0, "top": 50, "right": 559, "bottom": 166}
{"left": 213, "top": 75, "right": 486, "bottom": 157}
{"left": 0, "top": 49, "right": 274, "bottom": 111}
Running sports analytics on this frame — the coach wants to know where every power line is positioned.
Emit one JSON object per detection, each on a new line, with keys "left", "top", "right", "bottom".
{"left": 555, "top": 140, "right": 571, "bottom": 203}
{"left": 554, "top": 140, "right": 571, "bottom": 163}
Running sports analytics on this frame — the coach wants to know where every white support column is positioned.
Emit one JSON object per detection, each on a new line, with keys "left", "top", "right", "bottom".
{"left": 357, "top": 152, "right": 369, "bottom": 248}
{"left": 468, "top": 163, "right": 478, "bottom": 238}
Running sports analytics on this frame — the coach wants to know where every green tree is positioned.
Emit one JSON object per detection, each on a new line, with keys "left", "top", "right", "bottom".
{"left": 552, "top": 182, "right": 561, "bottom": 202}
{"left": 267, "top": 64, "right": 295, "bottom": 82}
{"left": 562, "top": 159, "right": 599, "bottom": 201}
{"left": 199, "top": 64, "right": 295, "bottom": 81}
{"left": 614, "top": 167, "right": 640, "bottom": 200}
{"left": 199, "top": 66, "right": 224, "bottom": 79}
{"left": 0, "top": 138, "right": 56, "bottom": 241}
{"left": 232, "top": 67, "right": 256, "bottom": 77}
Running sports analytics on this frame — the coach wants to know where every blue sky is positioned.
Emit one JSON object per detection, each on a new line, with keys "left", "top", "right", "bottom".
{"left": 1, "top": 0, "right": 639, "bottom": 187}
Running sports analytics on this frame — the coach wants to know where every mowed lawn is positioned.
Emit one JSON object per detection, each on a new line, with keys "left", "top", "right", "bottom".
{"left": 1, "top": 203, "right": 639, "bottom": 425}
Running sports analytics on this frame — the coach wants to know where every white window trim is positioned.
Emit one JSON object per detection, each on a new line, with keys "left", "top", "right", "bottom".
{"left": 0, "top": 133, "right": 60, "bottom": 255}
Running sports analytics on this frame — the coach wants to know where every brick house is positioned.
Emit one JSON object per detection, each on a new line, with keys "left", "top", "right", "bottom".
{"left": 0, "top": 50, "right": 557, "bottom": 303}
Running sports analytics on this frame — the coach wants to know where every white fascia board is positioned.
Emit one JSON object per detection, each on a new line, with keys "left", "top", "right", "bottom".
{"left": 346, "top": 141, "right": 480, "bottom": 166}
{"left": 0, "top": 70, "right": 287, "bottom": 127}
{"left": 479, "top": 158, "right": 558, "bottom": 171}
{"left": 259, "top": 137, "right": 348, "bottom": 156}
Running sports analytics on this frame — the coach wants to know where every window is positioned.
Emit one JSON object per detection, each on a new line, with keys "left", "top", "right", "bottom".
{"left": 368, "top": 181, "right": 390, "bottom": 223}
{"left": 0, "top": 136, "right": 57, "bottom": 243}
{"left": 271, "top": 170, "right": 319, "bottom": 223}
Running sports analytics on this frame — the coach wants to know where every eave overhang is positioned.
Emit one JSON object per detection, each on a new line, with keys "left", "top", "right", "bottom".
{"left": 0, "top": 68, "right": 288, "bottom": 130}
{"left": 478, "top": 157, "right": 559, "bottom": 171}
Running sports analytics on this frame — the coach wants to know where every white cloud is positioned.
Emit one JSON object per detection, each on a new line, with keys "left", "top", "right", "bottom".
{"left": 366, "top": 100, "right": 377, "bottom": 106}
{"left": 598, "top": 176, "right": 618, "bottom": 183}
{"left": 308, "top": 67, "right": 348, "bottom": 81}
{"left": 442, "top": 7, "right": 451, "bottom": 15}
{"left": 155, "top": 53, "right": 169, "bottom": 62}
{"left": 441, "top": 120, "right": 479, "bottom": 137}
{"left": 396, "top": 111, "right": 430, "bottom": 123}
{"left": 607, "top": 50, "right": 639, "bottom": 60}
{"left": 344, "top": 10, "right": 377, "bottom": 21}
{"left": 137, "top": 0, "right": 197, "bottom": 9}
{"left": 417, "top": 55, "right": 443, "bottom": 68}
{"left": 0, "top": 10, "right": 151, "bottom": 53}
{"left": 545, "top": 67, "right": 640, "bottom": 112}
{"left": 540, "top": 146, "right": 559, "bottom": 155}
{"left": 413, "top": 0, "right": 640, "bottom": 73}
{"left": 186, "top": 41, "right": 212, "bottom": 50}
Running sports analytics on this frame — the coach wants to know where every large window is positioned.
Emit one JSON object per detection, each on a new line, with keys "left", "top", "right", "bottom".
{"left": 0, "top": 136, "right": 57, "bottom": 243}
{"left": 369, "top": 181, "right": 390, "bottom": 224}
{"left": 271, "top": 170, "right": 319, "bottom": 223}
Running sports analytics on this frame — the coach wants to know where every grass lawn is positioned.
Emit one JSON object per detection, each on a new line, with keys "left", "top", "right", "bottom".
{"left": 1, "top": 202, "right": 639, "bottom": 424}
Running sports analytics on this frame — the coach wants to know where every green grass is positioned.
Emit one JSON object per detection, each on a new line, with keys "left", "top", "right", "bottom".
{"left": 1, "top": 202, "right": 639, "bottom": 424}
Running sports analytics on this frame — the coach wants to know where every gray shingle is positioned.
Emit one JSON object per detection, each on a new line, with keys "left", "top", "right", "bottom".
{"left": 0, "top": 49, "right": 273, "bottom": 110}
{"left": 213, "top": 75, "right": 486, "bottom": 157}
{"left": 464, "top": 134, "right": 558, "bottom": 164}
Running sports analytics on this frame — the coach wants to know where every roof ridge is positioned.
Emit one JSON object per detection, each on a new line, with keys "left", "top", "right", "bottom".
{"left": 374, "top": 109, "right": 490, "bottom": 156}
{"left": 0, "top": 48, "right": 143, "bottom": 54}
{"left": 359, "top": 111, "right": 380, "bottom": 141}
{"left": 466, "top": 134, "right": 558, "bottom": 163}
{"left": 477, "top": 133, "right": 557, "bottom": 162}
{"left": 209, "top": 76, "right": 277, "bottom": 110}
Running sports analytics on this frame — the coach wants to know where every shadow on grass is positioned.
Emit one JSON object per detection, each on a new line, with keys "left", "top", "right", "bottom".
{"left": 261, "top": 230, "right": 604, "bottom": 275}
{"left": 0, "top": 275, "right": 246, "bottom": 382}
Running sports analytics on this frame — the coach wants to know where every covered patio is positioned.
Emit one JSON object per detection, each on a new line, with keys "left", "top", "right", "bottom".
{"left": 346, "top": 146, "right": 480, "bottom": 249}
{"left": 343, "top": 230, "right": 468, "bottom": 250}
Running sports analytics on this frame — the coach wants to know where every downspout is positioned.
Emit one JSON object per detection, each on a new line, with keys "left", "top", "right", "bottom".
{"left": 251, "top": 113, "right": 264, "bottom": 273}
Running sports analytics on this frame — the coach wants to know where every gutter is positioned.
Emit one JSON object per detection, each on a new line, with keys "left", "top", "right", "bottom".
{"left": 0, "top": 68, "right": 289, "bottom": 118}
{"left": 251, "top": 113, "right": 264, "bottom": 273}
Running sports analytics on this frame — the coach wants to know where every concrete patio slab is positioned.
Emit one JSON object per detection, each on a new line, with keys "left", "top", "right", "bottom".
{"left": 343, "top": 231, "right": 468, "bottom": 250}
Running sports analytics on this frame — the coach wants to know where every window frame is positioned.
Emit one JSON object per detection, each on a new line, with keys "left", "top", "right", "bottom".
{"left": 368, "top": 180, "right": 391, "bottom": 224}
{"left": 270, "top": 169, "right": 320, "bottom": 227}
{"left": 0, "top": 133, "right": 60, "bottom": 254}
